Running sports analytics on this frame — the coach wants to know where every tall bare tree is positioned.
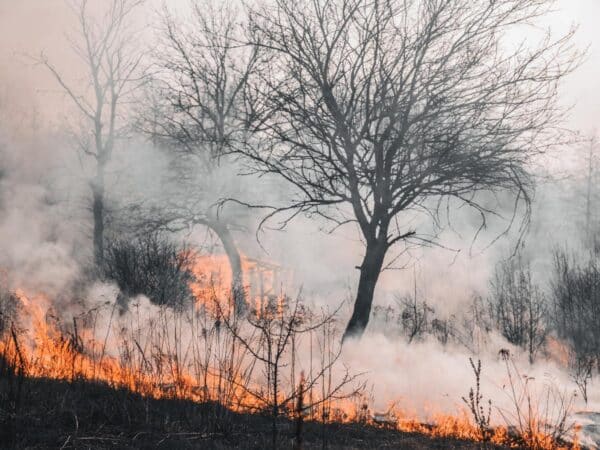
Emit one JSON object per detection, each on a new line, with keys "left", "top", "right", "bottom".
{"left": 240, "top": 0, "right": 579, "bottom": 340}
{"left": 41, "top": 0, "right": 144, "bottom": 266}
{"left": 143, "top": 2, "right": 258, "bottom": 312}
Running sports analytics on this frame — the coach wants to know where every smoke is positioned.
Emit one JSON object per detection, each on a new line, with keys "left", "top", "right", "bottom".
{"left": 341, "top": 332, "right": 598, "bottom": 431}
{"left": 0, "top": 2, "right": 599, "bottom": 445}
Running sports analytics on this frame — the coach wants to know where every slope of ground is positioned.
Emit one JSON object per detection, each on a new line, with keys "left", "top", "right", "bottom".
{"left": 0, "top": 375, "right": 512, "bottom": 449}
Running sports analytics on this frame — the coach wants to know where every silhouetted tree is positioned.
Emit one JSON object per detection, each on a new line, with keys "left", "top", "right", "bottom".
{"left": 552, "top": 250, "right": 600, "bottom": 366}
{"left": 241, "top": 0, "right": 579, "bottom": 339}
{"left": 41, "top": 0, "right": 145, "bottom": 266}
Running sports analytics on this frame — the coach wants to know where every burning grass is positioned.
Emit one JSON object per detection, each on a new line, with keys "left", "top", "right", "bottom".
{"left": 0, "top": 256, "right": 585, "bottom": 449}
{"left": 0, "top": 375, "right": 517, "bottom": 449}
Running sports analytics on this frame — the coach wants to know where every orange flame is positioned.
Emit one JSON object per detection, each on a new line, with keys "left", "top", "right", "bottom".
{"left": 187, "top": 251, "right": 290, "bottom": 318}
{"left": 0, "top": 256, "right": 580, "bottom": 450}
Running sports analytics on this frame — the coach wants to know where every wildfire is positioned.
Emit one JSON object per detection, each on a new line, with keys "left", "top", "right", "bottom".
{"left": 0, "top": 256, "right": 581, "bottom": 450}
{"left": 187, "top": 251, "right": 290, "bottom": 318}
{"left": 546, "top": 336, "right": 572, "bottom": 368}
{"left": 2, "top": 291, "right": 203, "bottom": 400}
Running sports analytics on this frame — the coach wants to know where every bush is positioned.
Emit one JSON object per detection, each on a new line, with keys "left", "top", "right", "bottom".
{"left": 102, "top": 233, "right": 196, "bottom": 309}
{"left": 371, "top": 294, "right": 457, "bottom": 346}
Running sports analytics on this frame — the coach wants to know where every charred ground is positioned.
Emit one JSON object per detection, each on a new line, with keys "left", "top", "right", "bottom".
{"left": 0, "top": 373, "right": 511, "bottom": 450}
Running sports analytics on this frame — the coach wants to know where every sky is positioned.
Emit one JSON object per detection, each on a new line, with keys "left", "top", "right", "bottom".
{"left": 547, "top": 0, "right": 600, "bottom": 133}
{"left": 0, "top": 0, "right": 598, "bottom": 133}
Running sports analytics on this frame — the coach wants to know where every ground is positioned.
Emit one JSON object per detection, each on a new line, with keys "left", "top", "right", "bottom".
{"left": 0, "top": 374, "right": 515, "bottom": 450}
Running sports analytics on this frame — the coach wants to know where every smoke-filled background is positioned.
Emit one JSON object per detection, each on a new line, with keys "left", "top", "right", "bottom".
{"left": 1, "top": 0, "right": 600, "bottom": 447}
{"left": 1, "top": 0, "right": 599, "bottom": 306}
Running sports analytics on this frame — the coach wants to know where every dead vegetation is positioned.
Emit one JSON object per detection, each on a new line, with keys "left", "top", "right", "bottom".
{"left": 0, "top": 0, "right": 594, "bottom": 448}
{"left": 0, "top": 280, "right": 367, "bottom": 449}
{"left": 0, "top": 277, "right": 586, "bottom": 450}
{"left": 1, "top": 375, "right": 518, "bottom": 450}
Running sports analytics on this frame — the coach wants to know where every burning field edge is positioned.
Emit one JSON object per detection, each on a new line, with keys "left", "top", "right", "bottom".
{"left": 1, "top": 373, "right": 513, "bottom": 450}
{"left": 0, "top": 284, "right": 585, "bottom": 450}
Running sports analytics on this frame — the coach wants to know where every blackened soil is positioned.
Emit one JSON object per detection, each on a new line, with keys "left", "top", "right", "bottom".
{"left": 0, "top": 375, "right": 511, "bottom": 449}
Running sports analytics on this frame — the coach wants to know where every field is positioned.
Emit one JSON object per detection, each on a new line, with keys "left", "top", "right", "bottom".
{"left": 1, "top": 374, "right": 512, "bottom": 450}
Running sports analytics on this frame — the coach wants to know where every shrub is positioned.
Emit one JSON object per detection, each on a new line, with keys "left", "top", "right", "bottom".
{"left": 102, "top": 233, "right": 195, "bottom": 309}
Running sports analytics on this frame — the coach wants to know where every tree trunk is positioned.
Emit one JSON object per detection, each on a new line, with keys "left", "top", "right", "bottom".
{"left": 92, "top": 169, "right": 105, "bottom": 267}
{"left": 272, "top": 363, "right": 279, "bottom": 450}
{"left": 342, "top": 239, "right": 388, "bottom": 342}
{"left": 206, "top": 219, "right": 247, "bottom": 314}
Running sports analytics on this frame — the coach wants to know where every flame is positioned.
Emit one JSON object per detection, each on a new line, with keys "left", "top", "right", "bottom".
{"left": 187, "top": 251, "right": 289, "bottom": 318}
{"left": 546, "top": 336, "right": 571, "bottom": 368}
{"left": 1, "top": 290, "right": 264, "bottom": 409}
{"left": 0, "top": 256, "right": 580, "bottom": 450}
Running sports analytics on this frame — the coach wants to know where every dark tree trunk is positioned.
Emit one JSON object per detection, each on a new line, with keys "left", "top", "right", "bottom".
{"left": 272, "top": 365, "right": 279, "bottom": 450}
{"left": 206, "top": 218, "right": 247, "bottom": 314}
{"left": 92, "top": 169, "right": 105, "bottom": 267}
{"left": 342, "top": 239, "right": 388, "bottom": 341}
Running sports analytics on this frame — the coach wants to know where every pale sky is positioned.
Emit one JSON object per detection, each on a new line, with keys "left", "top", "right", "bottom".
{"left": 0, "top": 0, "right": 598, "bottom": 133}
{"left": 546, "top": 0, "right": 600, "bottom": 133}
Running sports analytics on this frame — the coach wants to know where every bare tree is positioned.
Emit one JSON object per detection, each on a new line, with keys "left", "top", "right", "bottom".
{"left": 488, "top": 254, "right": 548, "bottom": 364}
{"left": 371, "top": 292, "right": 456, "bottom": 345}
{"left": 582, "top": 133, "right": 600, "bottom": 250}
{"left": 240, "top": 0, "right": 579, "bottom": 340}
{"left": 141, "top": 1, "right": 258, "bottom": 312}
{"left": 40, "top": 0, "right": 145, "bottom": 266}
{"left": 570, "top": 352, "right": 593, "bottom": 405}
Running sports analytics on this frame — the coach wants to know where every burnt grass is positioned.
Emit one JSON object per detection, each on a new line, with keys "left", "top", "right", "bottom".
{"left": 0, "top": 375, "right": 512, "bottom": 450}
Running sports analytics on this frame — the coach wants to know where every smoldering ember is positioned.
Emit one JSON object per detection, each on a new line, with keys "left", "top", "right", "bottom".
{"left": 1, "top": 0, "right": 600, "bottom": 449}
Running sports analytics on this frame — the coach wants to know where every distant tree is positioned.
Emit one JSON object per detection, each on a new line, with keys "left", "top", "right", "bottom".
{"left": 141, "top": 1, "right": 258, "bottom": 313}
{"left": 397, "top": 294, "right": 432, "bottom": 344}
{"left": 241, "top": 0, "right": 580, "bottom": 340}
{"left": 0, "top": 93, "right": 6, "bottom": 185}
{"left": 371, "top": 291, "right": 455, "bottom": 345}
{"left": 551, "top": 250, "right": 600, "bottom": 366}
{"left": 569, "top": 352, "right": 593, "bottom": 404}
{"left": 582, "top": 134, "right": 600, "bottom": 250}
{"left": 488, "top": 255, "right": 548, "bottom": 364}
{"left": 40, "top": 0, "right": 145, "bottom": 266}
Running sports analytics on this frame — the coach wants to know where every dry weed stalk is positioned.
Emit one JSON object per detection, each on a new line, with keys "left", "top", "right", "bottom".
{"left": 498, "top": 357, "right": 575, "bottom": 449}
{"left": 219, "top": 293, "right": 364, "bottom": 448}
{"left": 462, "top": 358, "right": 493, "bottom": 442}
